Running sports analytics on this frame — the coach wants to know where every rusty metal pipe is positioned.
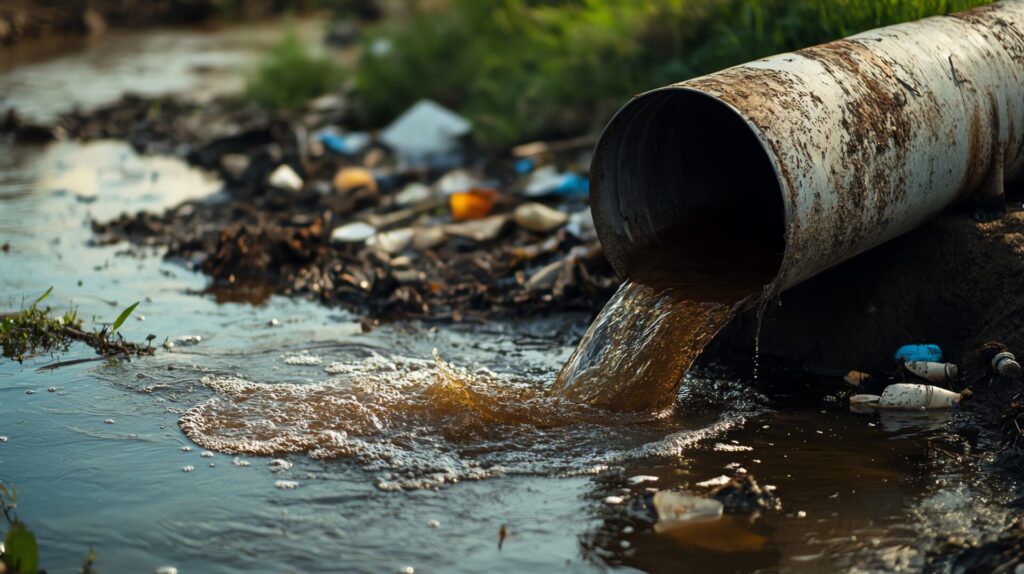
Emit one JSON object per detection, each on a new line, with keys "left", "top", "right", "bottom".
{"left": 592, "top": 1, "right": 1024, "bottom": 296}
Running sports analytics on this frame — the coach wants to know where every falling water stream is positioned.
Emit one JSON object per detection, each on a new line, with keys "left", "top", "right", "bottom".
{"left": 0, "top": 23, "right": 1020, "bottom": 574}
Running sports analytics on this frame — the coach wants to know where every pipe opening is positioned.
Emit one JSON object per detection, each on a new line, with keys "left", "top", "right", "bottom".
{"left": 593, "top": 88, "right": 786, "bottom": 295}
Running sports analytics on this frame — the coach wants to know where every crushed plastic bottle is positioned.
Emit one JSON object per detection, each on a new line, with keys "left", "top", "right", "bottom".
{"left": 903, "top": 361, "right": 958, "bottom": 383}
{"left": 850, "top": 383, "right": 962, "bottom": 410}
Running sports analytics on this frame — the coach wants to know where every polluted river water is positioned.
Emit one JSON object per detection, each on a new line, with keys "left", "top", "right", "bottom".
{"left": 0, "top": 24, "right": 1020, "bottom": 574}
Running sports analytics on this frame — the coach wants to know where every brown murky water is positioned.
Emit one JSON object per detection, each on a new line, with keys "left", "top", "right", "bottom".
{"left": 551, "top": 280, "right": 744, "bottom": 411}
{"left": 1, "top": 23, "right": 1021, "bottom": 574}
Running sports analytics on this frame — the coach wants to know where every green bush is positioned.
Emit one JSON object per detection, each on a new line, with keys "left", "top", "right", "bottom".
{"left": 354, "top": 0, "right": 991, "bottom": 149}
{"left": 246, "top": 29, "right": 345, "bottom": 110}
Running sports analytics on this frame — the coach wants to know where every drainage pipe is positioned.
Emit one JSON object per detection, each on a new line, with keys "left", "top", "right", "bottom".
{"left": 591, "top": 1, "right": 1024, "bottom": 296}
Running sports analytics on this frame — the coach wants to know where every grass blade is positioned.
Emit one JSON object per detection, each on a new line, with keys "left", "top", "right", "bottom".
{"left": 111, "top": 301, "right": 139, "bottom": 333}
{"left": 32, "top": 286, "right": 53, "bottom": 307}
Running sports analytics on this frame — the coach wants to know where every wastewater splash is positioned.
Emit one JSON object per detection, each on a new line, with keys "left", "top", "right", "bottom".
{"left": 179, "top": 350, "right": 764, "bottom": 490}
{"left": 552, "top": 278, "right": 758, "bottom": 412}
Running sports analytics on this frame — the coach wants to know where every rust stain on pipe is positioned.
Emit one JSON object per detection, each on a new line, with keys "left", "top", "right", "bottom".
{"left": 591, "top": 0, "right": 1024, "bottom": 297}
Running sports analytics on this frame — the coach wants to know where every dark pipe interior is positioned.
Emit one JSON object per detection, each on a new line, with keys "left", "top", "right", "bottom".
{"left": 592, "top": 88, "right": 787, "bottom": 295}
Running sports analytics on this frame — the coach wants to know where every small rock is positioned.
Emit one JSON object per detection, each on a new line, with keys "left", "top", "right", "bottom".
{"left": 443, "top": 215, "right": 509, "bottom": 242}
{"left": 233, "top": 458, "right": 251, "bottom": 467}
{"left": 175, "top": 335, "right": 202, "bottom": 346}
{"left": 710, "top": 475, "right": 780, "bottom": 514}
{"left": 267, "top": 318, "right": 280, "bottom": 327}
{"left": 154, "top": 567, "right": 178, "bottom": 574}
{"left": 0, "top": 436, "right": 8, "bottom": 442}
{"left": 201, "top": 451, "right": 214, "bottom": 458}
{"left": 25, "top": 389, "right": 36, "bottom": 395}
{"left": 395, "top": 182, "right": 432, "bottom": 206}
{"left": 513, "top": 202, "right": 568, "bottom": 232}
{"left": 397, "top": 567, "right": 415, "bottom": 574}
{"left": 268, "top": 164, "right": 303, "bottom": 192}
{"left": 367, "top": 228, "right": 414, "bottom": 255}
{"left": 104, "top": 419, "right": 115, "bottom": 424}
{"left": 181, "top": 446, "right": 192, "bottom": 452}
{"left": 427, "top": 519, "right": 440, "bottom": 528}
{"left": 604, "top": 495, "right": 625, "bottom": 505}
{"left": 627, "top": 475, "right": 659, "bottom": 486}
{"left": 220, "top": 154, "right": 250, "bottom": 180}
{"left": 47, "top": 387, "right": 57, "bottom": 392}
{"left": 653, "top": 491, "right": 724, "bottom": 525}
{"left": 331, "top": 221, "right": 376, "bottom": 244}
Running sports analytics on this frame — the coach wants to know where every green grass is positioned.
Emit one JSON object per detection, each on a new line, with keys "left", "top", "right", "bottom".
{"left": 353, "top": 0, "right": 992, "bottom": 148}
{"left": 245, "top": 29, "right": 345, "bottom": 110}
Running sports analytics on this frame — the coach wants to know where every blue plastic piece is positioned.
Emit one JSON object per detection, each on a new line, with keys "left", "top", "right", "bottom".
{"left": 894, "top": 344, "right": 942, "bottom": 363}
{"left": 319, "top": 132, "right": 348, "bottom": 154}
{"left": 553, "top": 173, "right": 589, "bottom": 197}
{"left": 514, "top": 158, "right": 535, "bottom": 174}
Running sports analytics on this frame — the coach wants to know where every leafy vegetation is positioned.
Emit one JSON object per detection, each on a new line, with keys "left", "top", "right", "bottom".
{"left": 245, "top": 29, "right": 345, "bottom": 110}
{"left": 1, "top": 482, "right": 38, "bottom": 574}
{"left": 1, "top": 288, "right": 152, "bottom": 363}
{"left": 353, "top": 0, "right": 992, "bottom": 148}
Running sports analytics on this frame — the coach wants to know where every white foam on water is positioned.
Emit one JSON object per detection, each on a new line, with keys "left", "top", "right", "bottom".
{"left": 181, "top": 352, "right": 763, "bottom": 490}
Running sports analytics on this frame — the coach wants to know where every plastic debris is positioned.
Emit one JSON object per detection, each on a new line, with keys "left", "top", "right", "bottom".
{"left": 412, "top": 226, "right": 446, "bottom": 251}
{"left": 710, "top": 476, "right": 779, "bottom": 514}
{"left": 318, "top": 128, "right": 370, "bottom": 156}
{"left": 379, "top": 99, "right": 471, "bottom": 165}
{"left": 435, "top": 169, "right": 480, "bottom": 196}
{"left": 331, "top": 221, "right": 376, "bottom": 244}
{"left": 514, "top": 158, "right": 535, "bottom": 174}
{"left": 652, "top": 491, "right": 723, "bottom": 525}
{"left": 566, "top": 208, "right": 597, "bottom": 242}
{"left": 991, "top": 350, "right": 1022, "bottom": 378}
{"left": 333, "top": 167, "right": 377, "bottom": 195}
{"left": 524, "top": 166, "right": 589, "bottom": 198}
{"left": 894, "top": 343, "right": 942, "bottom": 363}
{"left": 367, "top": 228, "right": 414, "bottom": 255}
{"left": 903, "top": 361, "right": 958, "bottom": 383}
{"left": 268, "top": 164, "right": 303, "bottom": 192}
{"left": 395, "top": 182, "right": 432, "bottom": 206}
{"left": 513, "top": 202, "right": 568, "bottom": 232}
{"left": 450, "top": 189, "right": 499, "bottom": 221}
{"left": 696, "top": 475, "right": 732, "bottom": 488}
{"left": 843, "top": 370, "right": 872, "bottom": 387}
{"left": 443, "top": 215, "right": 509, "bottom": 242}
{"left": 850, "top": 383, "right": 962, "bottom": 410}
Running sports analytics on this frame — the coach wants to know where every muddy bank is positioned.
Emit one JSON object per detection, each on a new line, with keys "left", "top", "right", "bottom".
{"left": 0, "top": 0, "right": 229, "bottom": 46}
{"left": 8, "top": 94, "right": 616, "bottom": 322}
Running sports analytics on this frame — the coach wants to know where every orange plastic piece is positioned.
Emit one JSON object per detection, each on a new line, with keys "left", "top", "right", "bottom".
{"left": 449, "top": 188, "right": 499, "bottom": 221}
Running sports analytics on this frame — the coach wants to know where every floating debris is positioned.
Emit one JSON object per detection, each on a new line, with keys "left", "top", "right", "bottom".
{"left": 427, "top": 520, "right": 440, "bottom": 528}
{"left": 713, "top": 442, "right": 753, "bottom": 452}
{"left": 696, "top": 475, "right": 732, "bottom": 488}
{"left": 182, "top": 465, "right": 194, "bottom": 472}
{"left": 268, "top": 459, "right": 294, "bottom": 472}
{"left": 274, "top": 479, "right": 299, "bottom": 490}
{"left": 232, "top": 458, "right": 251, "bottom": 467}
{"left": 104, "top": 419, "right": 114, "bottom": 424}
{"left": 180, "top": 446, "right": 192, "bottom": 452}
{"left": 175, "top": 335, "right": 202, "bottom": 346}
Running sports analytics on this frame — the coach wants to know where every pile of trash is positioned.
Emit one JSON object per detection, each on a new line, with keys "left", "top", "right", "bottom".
{"left": 13, "top": 94, "right": 618, "bottom": 321}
